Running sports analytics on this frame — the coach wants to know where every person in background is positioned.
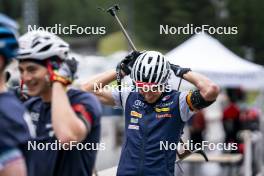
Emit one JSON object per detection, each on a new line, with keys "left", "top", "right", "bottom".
{"left": 189, "top": 110, "right": 206, "bottom": 145}
{"left": 16, "top": 30, "right": 102, "bottom": 176}
{"left": 222, "top": 88, "right": 242, "bottom": 153}
{"left": 0, "top": 13, "right": 34, "bottom": 176}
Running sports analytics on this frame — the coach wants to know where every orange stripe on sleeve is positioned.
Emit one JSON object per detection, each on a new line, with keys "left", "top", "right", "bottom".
{"left": 186, "top": 91, "right": 194, "bottom": 111}
{"left": 72, "top": 104, "right": 93, "bottom": 125}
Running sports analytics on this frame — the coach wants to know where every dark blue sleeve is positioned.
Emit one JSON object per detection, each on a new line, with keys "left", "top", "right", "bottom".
{"left": 0, "top": 94, "right": 33, "bottom": 148}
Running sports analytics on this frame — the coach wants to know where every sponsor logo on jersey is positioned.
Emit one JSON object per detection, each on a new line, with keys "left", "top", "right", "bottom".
{"left": 156, "top": 113, "right": 173, "bottom": 119}
{"left": 128, "top": 124, "right": 139, "bottom": 130}
{"left": 155, "top": 107, "right": 170, "bottom": 112}
{"left": 30, "top": 112, "right": 40, "bottom": 122}
{"left": 130, "top": 111, "right": 142, "bottom": 118}
{"left": 23, "top": 112, "right": 36, "bottom": 138}
{"left": 159, "top": 101, "right": 174, "bottom": 107}
{"left": 162, "top": 95, "right": 171, "bottom": 101}
{"left": 133, "top": 100, "right": 147, "bottom": 109}
{"left": 46, "top": 124, "right": 55, "bottom": 137}
{"left": 130, "top": 118, "right": 139, "bottom": 124}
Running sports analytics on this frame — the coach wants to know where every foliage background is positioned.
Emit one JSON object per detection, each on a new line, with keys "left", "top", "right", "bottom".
{"left": 1, "top": 0, "right": 263, "bottom": 65}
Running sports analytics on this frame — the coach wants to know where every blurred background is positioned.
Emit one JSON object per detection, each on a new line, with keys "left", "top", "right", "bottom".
{"left": 1, "top": 0, "right": 264, "bottom": 61}
{"left": 1, "top": 0, "right": 264, "bottom": 175}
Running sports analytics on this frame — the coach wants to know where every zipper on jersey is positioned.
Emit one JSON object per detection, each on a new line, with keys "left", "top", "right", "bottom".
{"left": 138, "top": 110, "right": 148, "bottom": 176}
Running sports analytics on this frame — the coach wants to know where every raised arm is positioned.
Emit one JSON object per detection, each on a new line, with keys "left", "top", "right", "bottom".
{"left": 171, "top": 64, "right": 220, "bottom": 111}
{"left": 183, "top": 71, "right": 219, "bottom": 101}
{"left": 81, "top": 69, "right": 117, "bottom": 106}
{"left": 52, "top": 82, "right": 88, "bottom": 143}
{"left": 50, "top": 58, "right": 88, "bottom": 144}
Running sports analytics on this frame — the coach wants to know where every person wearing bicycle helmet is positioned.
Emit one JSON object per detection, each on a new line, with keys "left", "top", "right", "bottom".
{"left": 16, "top": 30, "right": 102, "bottom": 176}
{"left": 82, "top": 50, "right": 220, "bottom": 176}
{"left": 0, "top": 13, "right": 35, "bottom": 176}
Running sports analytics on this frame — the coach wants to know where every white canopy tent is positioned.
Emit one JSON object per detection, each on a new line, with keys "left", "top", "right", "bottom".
{"left": 166, "top": 33, "right": 264, "bottom": 90}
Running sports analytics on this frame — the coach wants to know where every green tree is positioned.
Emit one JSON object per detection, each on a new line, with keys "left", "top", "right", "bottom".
{"left": 133, "top": 0, "right": 216, "bottom": 50}
{"left": 0, "top": 0, "right": 22, "bottom": 22}
{"left": 227, "top": 0, "right": 264, "bottom": 65}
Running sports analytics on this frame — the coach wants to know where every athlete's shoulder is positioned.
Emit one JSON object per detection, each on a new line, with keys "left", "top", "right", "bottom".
{"left": 67, "top": 88, "right": 102, "bottom": 116}
{"left": 0, "top": 92, "right": 26, "bottom": 115}
{"left": 0, "top": 93, "right": 32, "bottom": 147}
{"left": 170, "top": 89, "right": 180, "bottom": 96}
{"left": 67, "top": 88, "right": 100, "bottom": 103}
{"left": 163, "top": 89, "right": 180, "bottom": 100}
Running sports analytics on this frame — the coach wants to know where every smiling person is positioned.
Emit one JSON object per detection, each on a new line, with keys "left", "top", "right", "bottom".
{"left": 81, "top": 50, "right": 220, "bottom": 176}
{"left": 16, "top": 31, "right": 102, "bottom": 176}
{"left": 0, "top": 14, "right": 34, "bottom": 176}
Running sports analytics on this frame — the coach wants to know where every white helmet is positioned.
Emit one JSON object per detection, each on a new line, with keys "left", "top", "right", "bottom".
{"left": 17, "top": 30, "right": 69, "bottom": 60}
{"left": 131, "top": 51, "right": 171, "bottom": 86}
